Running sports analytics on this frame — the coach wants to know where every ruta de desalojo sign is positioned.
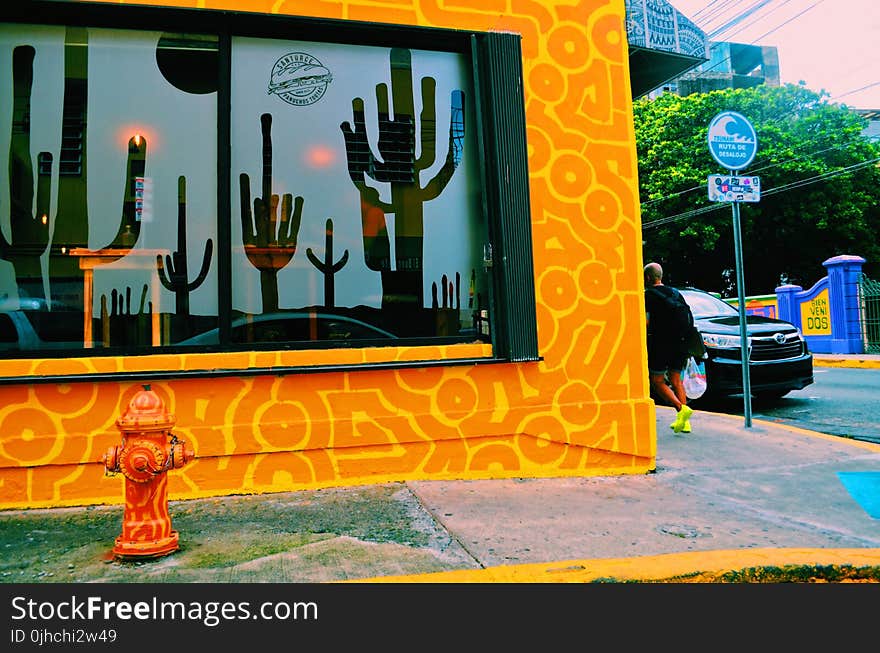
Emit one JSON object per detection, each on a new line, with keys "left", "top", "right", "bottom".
{"left": 706, "top": 110, "right": 759, "bottom": 429}
{"left": 707, "top": 110, "right": 758, "bottom": 171}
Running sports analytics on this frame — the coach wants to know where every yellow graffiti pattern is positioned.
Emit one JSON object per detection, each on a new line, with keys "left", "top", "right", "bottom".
{"left": 0, "top": 0, "right": 655, "bottom": 509}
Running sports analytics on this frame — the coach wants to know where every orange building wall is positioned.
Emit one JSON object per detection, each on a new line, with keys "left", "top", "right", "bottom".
{"left": 0, "top": 0, "right": 655, "bottom": 510}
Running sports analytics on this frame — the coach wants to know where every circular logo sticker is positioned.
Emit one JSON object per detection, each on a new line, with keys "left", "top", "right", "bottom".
{"left": 268, "top": 52, "right": 333, "bottom": 106}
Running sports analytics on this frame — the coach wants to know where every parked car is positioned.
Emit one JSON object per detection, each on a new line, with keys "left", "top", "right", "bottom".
{"left": 178, "top": 311, "right": 397, "bottom": 346}
{"left": 677, "top": 287, "right": 813, "bottom": 400}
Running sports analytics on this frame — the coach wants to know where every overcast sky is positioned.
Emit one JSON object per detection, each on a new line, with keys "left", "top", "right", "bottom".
{"left": 666, "top": 0, "right": 880, "bottom": 109}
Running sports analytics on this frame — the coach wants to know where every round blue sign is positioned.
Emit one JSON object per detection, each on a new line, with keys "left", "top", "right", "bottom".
{"left": 707, "top": 111, "right": 757, "bottom": 171}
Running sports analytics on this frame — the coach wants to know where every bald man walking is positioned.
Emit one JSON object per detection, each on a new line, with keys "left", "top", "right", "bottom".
{"left": 644, "top": 262, "right": 694, "bottom": 433}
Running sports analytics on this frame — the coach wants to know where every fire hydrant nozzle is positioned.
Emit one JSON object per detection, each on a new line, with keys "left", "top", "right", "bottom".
{"left": 103, "top": 385, "right": 194, "bottom": 559}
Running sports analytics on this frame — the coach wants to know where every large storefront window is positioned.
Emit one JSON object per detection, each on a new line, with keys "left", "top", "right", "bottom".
{"left": 2, "top": 5, "right": 535, "bottom": 361}
{"left": 228, "top": 38, "right": 487, "bottom": 346}
{"left": 1, "top": 24, "right": 219, "bottom": 353}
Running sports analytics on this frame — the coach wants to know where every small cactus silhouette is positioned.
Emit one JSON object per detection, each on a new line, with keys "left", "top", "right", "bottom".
{"left": 100, "top": 284, "right": 150, "bottom": 347}
{"left": 431, "top": 271, "right": 461, "bottom": 336}
{"left": 157, "top": 176, "right": 213, "bottom": 319}
{"left": 240, "top": 113, "right": 304, "bottom": 312}
{"left": 306, "top": 218, "right": 349, "bottom": 308}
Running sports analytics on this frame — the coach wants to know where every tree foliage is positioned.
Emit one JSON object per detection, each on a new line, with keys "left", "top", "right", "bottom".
{"left": 634, "top": 84, "right": 880, "bottom": 295}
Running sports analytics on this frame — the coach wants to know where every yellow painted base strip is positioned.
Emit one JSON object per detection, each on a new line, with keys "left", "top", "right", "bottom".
{"left": 813, "top": 357, "right": 880, "bottom": 369}
{"left": 351, "top": 548, "right": 880, "bottom": 583}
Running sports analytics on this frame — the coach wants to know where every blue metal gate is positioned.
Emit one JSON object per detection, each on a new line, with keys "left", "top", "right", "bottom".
{"left": 858, "top": 273, "right": 880, "bottom": 354}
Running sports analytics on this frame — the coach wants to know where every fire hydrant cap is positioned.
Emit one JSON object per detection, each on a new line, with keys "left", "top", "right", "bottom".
{"left": 116, "top": 385, "right": 175, "bottom": 432}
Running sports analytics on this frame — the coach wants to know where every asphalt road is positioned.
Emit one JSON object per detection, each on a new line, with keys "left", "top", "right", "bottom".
{"left": 696, "top": 366, "right": 880, "bottom": 443}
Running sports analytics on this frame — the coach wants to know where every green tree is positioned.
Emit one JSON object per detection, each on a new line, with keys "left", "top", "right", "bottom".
{"left": 634, "top": 84, "right": 880, "bottom": 295}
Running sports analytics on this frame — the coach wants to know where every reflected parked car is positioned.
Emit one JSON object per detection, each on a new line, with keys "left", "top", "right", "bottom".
{"left": 678, "top": 287, "right": 813, "bottom": 400}
{"left": 178, "top": 311, "right": 397, "bottom": 346}
{"left": 0, "top": 309, "right": 83, "bottom": 351}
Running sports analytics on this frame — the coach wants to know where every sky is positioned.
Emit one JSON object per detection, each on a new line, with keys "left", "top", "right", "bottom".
{"left": 666, "top": 0, "right": 880, "bottom": 109}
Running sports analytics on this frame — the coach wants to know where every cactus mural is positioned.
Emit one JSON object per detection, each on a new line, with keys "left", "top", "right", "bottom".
{"left": 157, "top": 176, "right": 213, "bottom": 328}
{"left": 240, "top": 113, "right": 303, "bottom": 313}
{"left": 2, "top": 45, "right": 52, "bottom": 303}
{"left": 306, "top": 218, "right": 349, "bottom": 309}
{"left": 341, "top": 47, "right": 465, "bottom": 309}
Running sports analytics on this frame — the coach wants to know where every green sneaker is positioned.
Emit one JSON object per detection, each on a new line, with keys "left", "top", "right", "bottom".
{"left": 672, "top": 405, "right": 693, "bottom": 433}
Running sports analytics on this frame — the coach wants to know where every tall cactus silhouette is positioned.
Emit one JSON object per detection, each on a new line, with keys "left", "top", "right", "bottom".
{"left": 240, "top": 113, "right": 304, "bottom": 313}
{"left": 341, "top": 48, "right": 465, "bottom": 309}
{"left": 3, "top": 29, "right": 144, "bottom": 325}
{"left": 306, "top": 218, "right": 349, "bottom": 308}
{"left": 157, "top": 176, "right": 213, "bottom": 319}
{"left": 2, "top": 45, "right": 53, "bottom": 302}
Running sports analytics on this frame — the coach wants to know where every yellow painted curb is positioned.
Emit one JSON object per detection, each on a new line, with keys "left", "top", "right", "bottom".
{"left": 813, "top": 358, "right": 880, "bottom": 369}
{"left": 350, "top": 548, "right": 880, "bottom": 583}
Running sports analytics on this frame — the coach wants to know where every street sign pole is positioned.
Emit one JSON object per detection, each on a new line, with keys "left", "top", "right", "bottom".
{"left": 707, "top": 111, "right": 758, "bottom": 429}
{"left": 730, "top": 183, "right": 752, "bottom": 427}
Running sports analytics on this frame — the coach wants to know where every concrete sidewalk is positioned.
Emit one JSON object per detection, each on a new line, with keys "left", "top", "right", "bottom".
{"left": 368, "top": 405, "right": 880, "bottom": 582}
{"left": 3, "top": 399, "right": 879, "bottom": 583}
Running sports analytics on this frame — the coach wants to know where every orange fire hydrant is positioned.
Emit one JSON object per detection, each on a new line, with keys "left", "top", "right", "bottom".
{"left": 103, "top": 384, "right": 194, "bottom": 559}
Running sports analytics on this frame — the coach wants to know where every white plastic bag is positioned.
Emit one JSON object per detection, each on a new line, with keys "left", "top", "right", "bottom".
{"left": 682, "top": 356, "right": 707, "bottom": 400}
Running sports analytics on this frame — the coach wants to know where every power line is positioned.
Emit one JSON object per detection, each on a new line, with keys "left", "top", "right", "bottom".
{"left": 832, "top": 81, "right": 880, "bottom": 103}
{"left": 643, "top": 156, "right": 880, "bottom": 226}
{"left": 693, "top": 0, "right": 735, "bottom": 21}
{"left": 693, "top": 0, "right": 745, "bottom": 29}
{"left": 640, "top": 2, "right": 878, "bottom": 215}
{"left": 706, "top": 0, "right": 775, "bottom": 39}
{"left": 641, "top": 155, "right": 880, "bottom": 230}
{"left": 747, "top": 0, "right": 826, "bottom": 45}
{"left": 710, "top": 0, "right": 797, "bottom": 42}
{"left": 640, "top": 136, "right": 878, "bottom": 211}
{"left": 762, "top": 156, "right": 880, "bottom": 195}
{"left": 639, "top": 140, "right": 865, "bottom": 208}
{"left": 637, "top": 121, "right": 879, "bottom": 209}
{"left": 692, "top": 0, "right": 826, "bottom": 78}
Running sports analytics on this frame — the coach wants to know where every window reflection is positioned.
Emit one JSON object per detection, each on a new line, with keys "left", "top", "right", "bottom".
{"left": 1, "top": 22, "right": 490, "bottom": 356}
{"left": 1, "top": 25, "right": 219, "bottom": 353}
{"left": 232, "top": 38, "right": 489, "bottom": 346}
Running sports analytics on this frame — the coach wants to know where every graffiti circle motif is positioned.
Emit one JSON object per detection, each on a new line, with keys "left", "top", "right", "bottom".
{"left": 268, "top": 52, "right": 333, "bottom": 106}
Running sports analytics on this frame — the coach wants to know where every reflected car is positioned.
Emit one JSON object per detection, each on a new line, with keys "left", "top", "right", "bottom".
{"left": 0, "top": 309, "right": 83, "bottom": 351}
{"left": 177, "top": 311, "right": 397, "bottom": 346}
{"left": 678, "top": 287, "right": 813, "bottom": 400}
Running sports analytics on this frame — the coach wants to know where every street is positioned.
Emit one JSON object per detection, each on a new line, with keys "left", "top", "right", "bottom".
{"left": 695, "top": 366, "right": 880, "bottom": 443}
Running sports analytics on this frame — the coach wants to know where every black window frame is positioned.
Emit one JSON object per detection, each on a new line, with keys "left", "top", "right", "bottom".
{"left": 1, "top": 0, "right": 538, "bottom": 364}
